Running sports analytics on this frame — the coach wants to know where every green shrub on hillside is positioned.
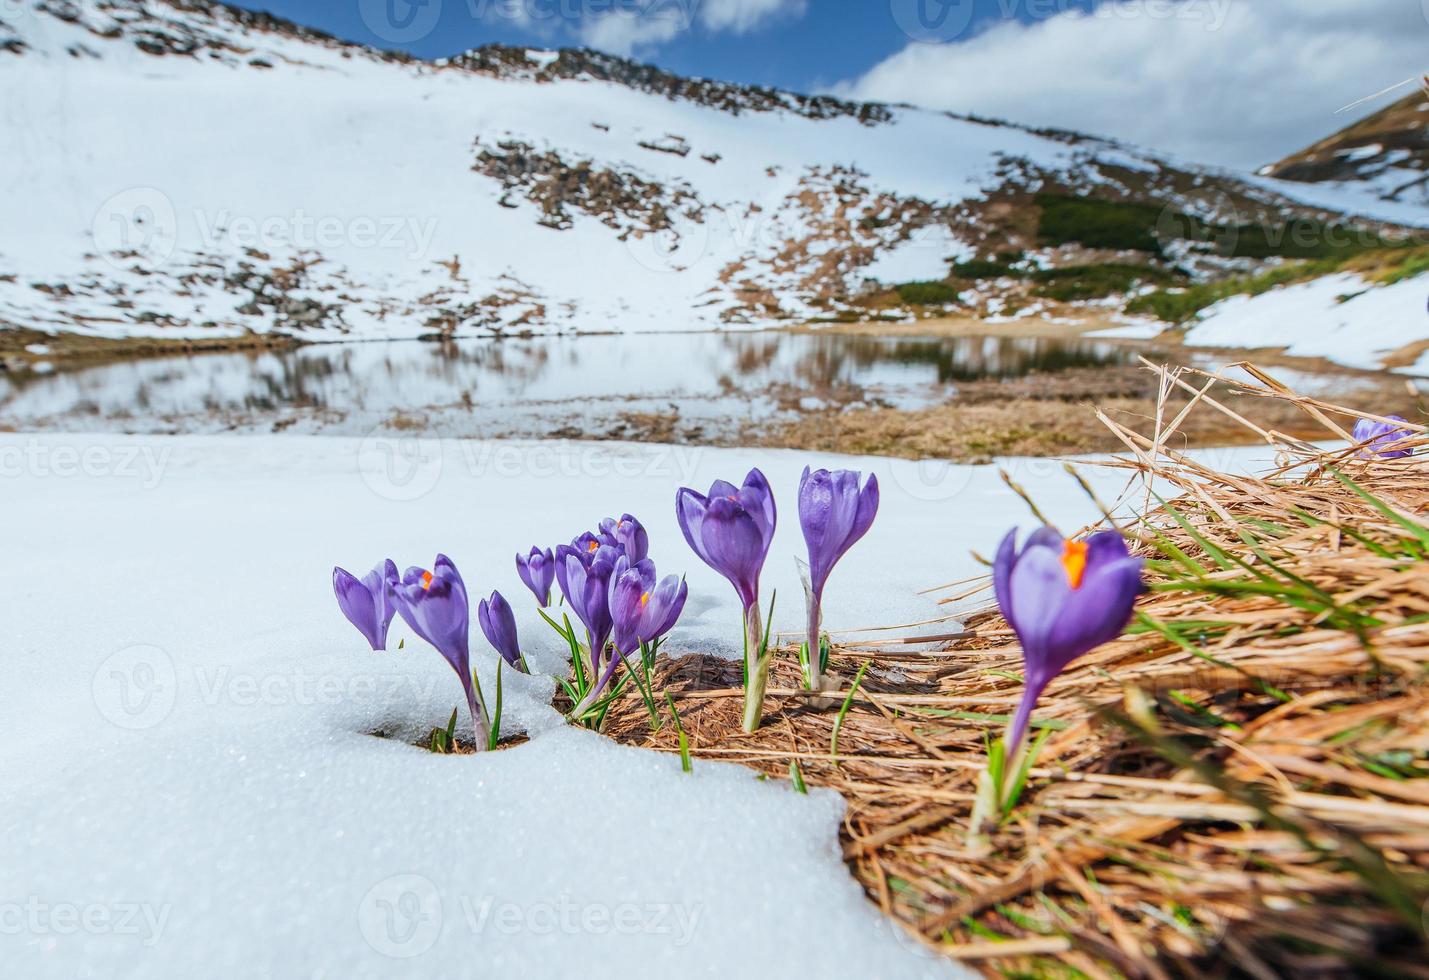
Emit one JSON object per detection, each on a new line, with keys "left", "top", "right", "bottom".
{"left": 1035, "top": 194, "right": 1166, "bottom": 254}
{"left": 1125, "top": 259, "right": 1343, "bottom": 323}
{"left": 896, "top": 280, "right": 958, "bottom": 305}
{"left": 1225, "top": 221, "right": 1397, "bottom": 260}
{"left": 1036, "top": 193, "right": 1394, "bottom": 263}
{"left": 1030, "top": 263, "right": 1179, "bottom": 302}
{"left": 949, "top": 259, "right": 1025, "bottom": 281}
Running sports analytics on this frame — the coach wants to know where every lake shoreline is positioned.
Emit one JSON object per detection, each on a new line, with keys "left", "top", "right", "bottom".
{"left": 0, "top": 323, "right": 1413, "bottom": 463}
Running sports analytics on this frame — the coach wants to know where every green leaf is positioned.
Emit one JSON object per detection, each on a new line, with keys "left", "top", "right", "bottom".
{"left": 831, "top": 659, "right": 873, "bottom": 759}
{"left": 1329, "top": 467, "right": 1429, "bottom": 547}
{"left": 665, "top": 692, "right": 692, "bottom": 774}
{"left": 488, "top": 661, "right": 504, "bottom": 751}
{"left": 788, "top": 759, "right": 808, "bottom": 795}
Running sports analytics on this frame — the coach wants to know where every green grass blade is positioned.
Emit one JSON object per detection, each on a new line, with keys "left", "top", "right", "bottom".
{"left": 831, "top": 659, "right": 873, "bottom": 760}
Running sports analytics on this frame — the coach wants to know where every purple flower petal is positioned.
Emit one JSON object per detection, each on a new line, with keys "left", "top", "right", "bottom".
{"left": 994, "top": 527, "right": 1145, "bottom": 754}
{"left": 333, "top": 561, "right": 397, "bottom": 651}
{"left": 515, "top": 547, "right": 555, "bottom": 607}
{"left": 677, "top": 470, "right": 777, "bottom": 613}
{"left": 477, "top": 590, "right": 524, "bottom": 670}
{"left": 1353, "top": 415, "right": 1416, "bottom": 459}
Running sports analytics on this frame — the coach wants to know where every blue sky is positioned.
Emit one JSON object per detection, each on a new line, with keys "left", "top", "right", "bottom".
{"left": 225, "top": 0, "right": 1095, "bottom": 95}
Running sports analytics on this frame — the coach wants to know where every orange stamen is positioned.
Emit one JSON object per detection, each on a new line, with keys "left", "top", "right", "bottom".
{"left": 1060, "top": 540, "right": 1089, "bottom": 590}
{"left": 640, "top": 591, "right": 650, "bottom": 608}
{"left": 420, "top": 570, "right": 434, "bottom": 590}
{"left": 587, "top": 540, "right": 599, "bottom": 552}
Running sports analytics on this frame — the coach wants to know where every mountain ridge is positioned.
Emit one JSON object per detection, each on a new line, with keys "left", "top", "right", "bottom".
{"left": 0, "top": 0, "right": 1423, "bottom": 344}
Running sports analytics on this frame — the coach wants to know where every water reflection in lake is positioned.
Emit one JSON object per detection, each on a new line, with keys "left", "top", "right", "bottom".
{"left": 0, "top": 331, "right": 1142, "bottom": 436}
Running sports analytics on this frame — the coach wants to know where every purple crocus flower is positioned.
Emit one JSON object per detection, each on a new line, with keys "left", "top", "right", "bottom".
{"left": 390, "top": 554, "right": 489, "bottom": 746}
{"left": 555, "top": 535, "right": 621, "bottom": 603}
{"left": 1352, "top": 415, "right": 1416, "bottom": 459}
{"left": 993, "top": 528, "right": 1144, "bottom": 756}
{"left": 332, "top": 559, "right": 398, "bottom": 651}
{"left": 677, "top": 469, "right": 776, "bottom": 611}
{"left": 608, "top": 556, "right": 658, "bottom": 657}
{"left": 570, "top": 555, "right": 688, "bottom": 718}
{"left": 798, "top": 467, "right": 879, "bottom": 688}
{"left": 606, "top": 554, "right": 687, "bottom": 655}
{"left": 515, "top": 547, "right": 556, "bottom": 607}
{"left": 478, "top": 590, "right": 526, "bottom": 672}
{"left": 677, "top": 468, "right": 777, "bottom": 732}
{"left": 559, "top": 548, "right": 616, "bottom": 665}
{"left": 600, "top": 514, "right": 649, "bottom": 562}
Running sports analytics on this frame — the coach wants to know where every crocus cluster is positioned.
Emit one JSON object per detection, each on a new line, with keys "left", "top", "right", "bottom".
{"left": 334, "top": 548, "right": 538, "bottom": 751}
{"left": 333, "top": 555, "right": 492, "bottom": 746}
{"left": 676, "top": 467, "right": 883, "bottom": 731}
{"left": 993, "top": 527, "right": 1145, "bottom": 757}
{"left": 528, "top": 514, "right": 686, "bottom": 719}
{"left": 1352, "top": 415, "right": 1417, "bottom": 459}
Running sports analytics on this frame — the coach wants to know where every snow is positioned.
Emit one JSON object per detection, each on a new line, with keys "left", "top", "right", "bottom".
{"left": 860, "top": 226, "right": 973, "bottom": 285}
{"left": 1084, "top": 318, "right": 1168, "bottom": 340}
{"left": 0, "top": 429, "right": 1294, "bottom": 977}
{"left": 1183, "top": 273, "right": 1429, "bottom": 372}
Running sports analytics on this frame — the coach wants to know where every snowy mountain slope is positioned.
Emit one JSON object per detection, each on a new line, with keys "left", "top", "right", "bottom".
{"left": 1, "top": 0, "right": 1425, "bottom": 342}
{"left": 1261, "top": 91, "right": 1429, "bottom": 207}
{"left": 1180, "top": 271, "right": 1429, "bottom": 373}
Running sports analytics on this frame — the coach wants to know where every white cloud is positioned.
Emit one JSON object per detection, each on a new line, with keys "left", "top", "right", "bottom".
{"left": 576, "top": 0, "right": 804, "bottom": 57}
{"left": 832, "top": 0, "right": 1428, "bottom": 170}
{"left": 577, "top": 10, "right": 684, "bottom": 56}
{"left": 698, "top": 0, "right": 807, "bottom": 34}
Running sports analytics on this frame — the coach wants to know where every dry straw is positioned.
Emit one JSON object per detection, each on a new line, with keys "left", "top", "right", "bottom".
{"left": 606, "top": 361, "right": 1429, "bottom": 977}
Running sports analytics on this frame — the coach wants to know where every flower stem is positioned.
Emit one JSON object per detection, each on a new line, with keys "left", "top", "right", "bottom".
{"left": 804, "top": 591, "right": 822, "bottom": 690}
{"left": 467, "top": 684, "right": 491, "bottom": 751}
{"left": 741, "top": 601, "right": 768, "bottom": 733}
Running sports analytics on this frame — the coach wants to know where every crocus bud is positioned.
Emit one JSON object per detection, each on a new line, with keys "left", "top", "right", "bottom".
{"left": 332, "top": 559, "right": 398, "bottom": 651}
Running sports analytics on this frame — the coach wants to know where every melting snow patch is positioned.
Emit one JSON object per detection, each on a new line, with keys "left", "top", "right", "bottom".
{"left": 1183, "top": 272, "right": 1429, "bottom": 371}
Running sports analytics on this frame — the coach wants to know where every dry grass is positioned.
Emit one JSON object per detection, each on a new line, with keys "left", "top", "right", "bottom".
{"left": 603, "top": 360, "right": 1429, "bottom": 978}
{"left": 758, "top": 363, "right": 1417, "bottom": 464}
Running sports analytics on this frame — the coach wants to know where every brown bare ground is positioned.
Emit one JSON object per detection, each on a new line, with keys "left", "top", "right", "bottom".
{"left": 599, "top": 364, "right": 1429, "bottom": 978}
{"left": 754, "top": 362, "right": 1419, "bottom": 463}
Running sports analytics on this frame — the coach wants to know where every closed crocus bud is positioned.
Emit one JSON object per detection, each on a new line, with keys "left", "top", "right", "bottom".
{"left": 676, "top": 469, "right": 776, "bottom": 612}
{"left": 515, "top": 547, "right": 556, "bottom": 607}
{"left": 798, "top": 467, "right": 879, "bottom": 688}
{"left": 613, "top": 514, "right": 649, "bottom": 563}
{"left": 477, "top": 590, "right": 525, "bottom": 671}
{"left": 390, "top": 555, "right": 489, "bottom": 747}
{"left": 676, "top": 468, "right": 777, "bottom": 732}
{"left": 1352, "top": 415, "right": 1417, "bottom": 459}
{"left": 993, "top": 528, "right": 1144, "bottom": 755}
{"left": 332, "top": 560, "right": 398, "bottom": 651}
